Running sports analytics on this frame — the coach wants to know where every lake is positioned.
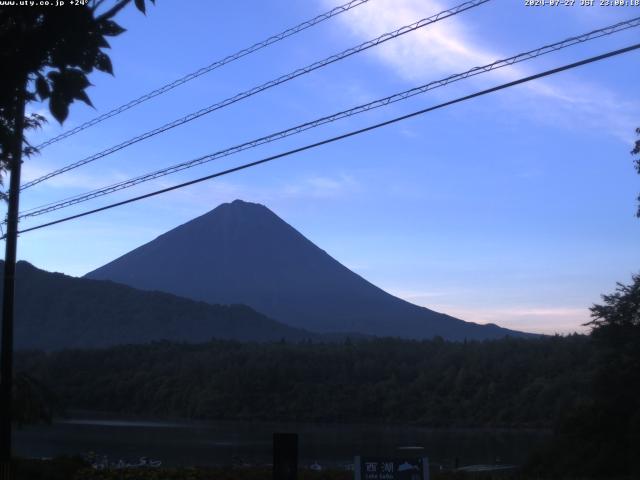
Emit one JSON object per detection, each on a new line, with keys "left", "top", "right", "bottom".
{"left": 14, "top": 413, "right": 549, "bottom": 469}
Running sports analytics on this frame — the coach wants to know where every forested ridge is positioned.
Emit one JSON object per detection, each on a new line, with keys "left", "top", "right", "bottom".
{"left": 17, "top": 335, "right": 591, "bottom": 427}
{"left": 0, "top": 260, "right": 317, "bottom": 350}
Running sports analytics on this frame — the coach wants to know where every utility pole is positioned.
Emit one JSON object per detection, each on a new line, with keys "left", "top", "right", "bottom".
{"left": 0, "top": 76, "right": 26, "bottom": 480}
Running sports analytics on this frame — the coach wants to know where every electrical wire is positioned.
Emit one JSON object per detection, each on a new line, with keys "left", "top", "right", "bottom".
{"left": 22, "top": 0, "right": 490, "bottom": 190}
{"left": 34, "top": 0, "right": 372, "bottom": 150}
{"left": 10, "top": 42, "right": 640, "bottom": 239}
{"left": 19, "top": 15, "right": 640, "bottom": 220}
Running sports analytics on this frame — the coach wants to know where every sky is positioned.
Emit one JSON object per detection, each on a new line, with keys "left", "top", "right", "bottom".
{"left": 7, "top": 0, "right": 640, "bottom": 335}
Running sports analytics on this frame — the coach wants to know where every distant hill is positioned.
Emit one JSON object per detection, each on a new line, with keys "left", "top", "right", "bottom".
{"left": 86, "top": 199, "right": 531, "bottom": 340}
{"left": 1, "top": 260, "right": 316, "bottom": 351}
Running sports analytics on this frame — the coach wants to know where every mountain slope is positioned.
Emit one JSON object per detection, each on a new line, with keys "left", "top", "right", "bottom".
{"left": 86, "top": 200, "right": 529, "bottom": 340}
{"left": 2, "top": 260, "right": 315, "bottom": 350}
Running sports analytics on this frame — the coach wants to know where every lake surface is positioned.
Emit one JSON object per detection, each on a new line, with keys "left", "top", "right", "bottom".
{"left": 14, "top": 414, "right": 549, "bottom": 468}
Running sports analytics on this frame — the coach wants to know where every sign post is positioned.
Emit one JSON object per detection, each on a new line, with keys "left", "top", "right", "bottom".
{"left": 273, "top": 433, "right": 298, "bottom": 480}
{"left": 355, "top": 456, "right": 429, "bottom": 480}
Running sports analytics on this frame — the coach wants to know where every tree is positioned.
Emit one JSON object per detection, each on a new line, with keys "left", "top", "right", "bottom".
{"left": 1, "top": 0, "right": 154, "bottom": 175}
{"left": 12, "top": 373, "right": 59, "bottom": 427}
{"left": 585, "top": 274, "right": 640, "bottom": 477}
{"left": 0, "top": 1, "right": 154, "bottom": 475}
{"left": 634, "top": 127, "right": 640, "bottom": 217}
{"left": 530, "top": 275, "right": 640, "bottom": 478}
{"left": 589, "top": 273, "right": 640, "bottom": 329}
{"left": 527, "top": 126, "right": 640, "bottom": 475}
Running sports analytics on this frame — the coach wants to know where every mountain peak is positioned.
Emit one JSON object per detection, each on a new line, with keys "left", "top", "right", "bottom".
{"left": 86, "top": 200, "right": 531, "bottom": 340}
{"left": 198, "top": 199, "right": 274, "bottom": 222}
{"left": 227, "top": 199, "right": 265, "bottom": 209}
{"left": 172, "top": 199, "right": 287, "bottom": 242}
{"left": 231, "top": 199, "right": 258, "bottom": 206}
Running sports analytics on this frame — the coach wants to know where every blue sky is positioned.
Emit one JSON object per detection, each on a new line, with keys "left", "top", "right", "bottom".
{"left": 9, "top": 0, "right": 640, "bottom": 334}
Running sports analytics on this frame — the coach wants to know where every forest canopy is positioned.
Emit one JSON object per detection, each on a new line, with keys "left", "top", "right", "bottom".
{"left": 17, "top": 335, "right": 591, "bottom": 428}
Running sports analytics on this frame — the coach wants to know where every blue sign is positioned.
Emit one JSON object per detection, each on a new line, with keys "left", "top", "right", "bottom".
{"left": 355, "top": 457, "right": 429, "bottom": 480}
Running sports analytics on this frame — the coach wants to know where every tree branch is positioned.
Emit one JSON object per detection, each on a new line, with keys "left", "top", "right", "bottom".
{"left": 96, "top": 0, "right": 131, "bottom": 21}
{"left": 91, "top": 0, "right": 107, "bottom": 12}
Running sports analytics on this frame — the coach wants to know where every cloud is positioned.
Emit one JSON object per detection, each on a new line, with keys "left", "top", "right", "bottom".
{"left": 514, "top": 78, "right": 639, "bottom": 143}
{"left": 282, "top": 173, "right": 360, "bottom": 199}
{"left": 324, "top": 0, "right": 639, "bottom": 141}
{"left": 390, "top": 285, "right": 590, "bottom": 334}
{"left": 420, "top": 302, "right": 589, "bottom": 334}
{"left": 331, "top": 0, "right": 494, "bottom": 81}
{"left": 391, "top": 289, "right": 455, "bottom": 300}
{"left": 144, "top": 172, "right": 362, "bottom": 212}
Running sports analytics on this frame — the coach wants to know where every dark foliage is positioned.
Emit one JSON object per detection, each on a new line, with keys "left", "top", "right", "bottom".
{"left": 12, "top": 372, "right": 59, "bottom": 426}
{"left": 527, "top": 274, "right": 640, "bottom": 479}
{"left": 633, "top": 128, "right": 640, "bottom": 217}
{"left": 16, "top": 335, "right": 591, "bottom": 428}
{"left": 13, "top": 456, "right": 87, "bottom": 480}
{"left": 0, "top": 0, "right": 154, "bottom": 185}
{"left": 13, "top": 462, "right": 532, "bottom": 480}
